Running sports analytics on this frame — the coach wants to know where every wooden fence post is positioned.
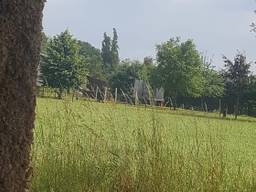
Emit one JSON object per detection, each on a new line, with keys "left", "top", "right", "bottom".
{"left": 95, "top": 86, "right": 99, "bottom": 101}
{"left": 204, "top": 102, "right": 208, "bottom": 112}
{"left": 219, "top": 99, "right": 222, "bottom": 117}
{"left": 115, "top": 88, "right": 118, "bottom": 103}
{"left": 135, "top": 90, "right": 139, "bottom": 105}
{"left": 104, "top": 87, "right": 107, "bottom": 102}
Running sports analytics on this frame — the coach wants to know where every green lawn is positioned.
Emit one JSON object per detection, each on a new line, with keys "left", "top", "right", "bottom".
{"left": 32, "top": 97, "right": 256, "bottom": 192}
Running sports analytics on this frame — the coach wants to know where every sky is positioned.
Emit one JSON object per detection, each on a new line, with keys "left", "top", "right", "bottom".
{"left": 43, "top": 0, "right": 256, "bottom": 70}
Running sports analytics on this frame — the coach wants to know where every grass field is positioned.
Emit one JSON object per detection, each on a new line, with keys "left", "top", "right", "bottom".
{"left": 32, "top": 97, "right": 256, "bottom": 192}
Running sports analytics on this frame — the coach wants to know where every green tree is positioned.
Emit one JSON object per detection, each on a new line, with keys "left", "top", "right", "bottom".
{"left": 110, "top": 59, "right": 142, "bottom": 99}
{"left": 78, "top": 40, "right": 104, "bottom": 79}
{"left": 101, "top": 32, "right": 112, "bottom": 75}
{"left": 201, "top": 56, "right": 224, "bottom": 98}
{"left": 101, "top": 29, "right": 120, "bottom": 77}
{"left": 41, "top": 32, "right": 49, "bottom": 54}
{"left": 156, "top": 38, "right": 204, "bottom": 109}
{"left": 139, "top": 57, "right": 155, "bottom": 83}
{"left": 111, "top": 28, "right": 120, "bottom": 69}
{"left": 223, "top": 53, "right": 251, "bottom": 119}
{"left": 41, "top": 30, "right": 87, "bottom": 99}
{"left": 199, "top": 57, "right": 224, "bottom": 112}
{"left": 38, "top": 32, "right": 49, "bottom": 85}
{"left": 246, "top": 75, "right": 256, "bottom": 116}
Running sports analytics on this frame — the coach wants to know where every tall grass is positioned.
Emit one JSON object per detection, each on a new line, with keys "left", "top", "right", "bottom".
{"left": 32, "top": 98, "right": 256, "bottom": 192}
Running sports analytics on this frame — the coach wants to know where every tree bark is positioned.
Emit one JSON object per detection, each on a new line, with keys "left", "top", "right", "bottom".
{"left": 234, "top": 95, "right": 240, "bottom": 120}
{"left": 56, "top": 87, "right": 63, "bottom": 99}
{"left": 0, "top": 1, "right": 44, "bottom": 191}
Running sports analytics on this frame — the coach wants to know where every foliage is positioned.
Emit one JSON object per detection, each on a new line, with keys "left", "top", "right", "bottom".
{"left": 250, "top": 9, "right": 256, "bottom": 32}
{"left": 109, "top": 59, "right": 142, "bottom": 97}
{"left": 40, "top": 30, "right": 87, "bottom": 98}
{"left": 245, "top": 75, "right": 256, "bottom": 116}
{"left": 38, "top": 30, "right": 256, "bottom": 116}
{"left": 139, "top": 57, "right": 156, "bottom": 84}
{"left": 156, "top": 38, "right": 204, "bottom": 101}
{"left": 38, "top": 32, "right": 49, "bottom": 85}
{"left": 41, "top": 32, "right": 49, "bottom": 54}
{"left": 223, "top": 54, "right": 250, "bottom": 95}
{"left": 222, "top": 53, "right": 251, "bottom": 118}
{"left": 111, "top": 28, "right": 120, "bottom": 69}
{"left": 201, "top": 57, "right": 224, "bottom": 98}
{"left": 78, "top": 40, "right": 104, "bottom": 79}
{"left": 101, "top": 29, "right": 120, "bottom": 77}
{"left": 101, "top": 32, "right": 113, "bottom": 75}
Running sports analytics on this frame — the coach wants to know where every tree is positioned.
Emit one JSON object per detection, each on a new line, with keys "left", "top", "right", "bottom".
{"left": 201, "top": 57, "right": 224, "bottom": 98}
{"left": 38, "top": 32, "right": 49, "bottom": 85}
{"left": 110, "top": 59, "right": 142, "bottom": 99}
{"left": 0, "top": 1, "right": 44, "bottom": 191}
{"left": 41, "top": 32, "right": 49, "bottom": 54}
{"left": 111, "top": 28, "right": 120, "bottom": 70}
{"left": 156, "top": 38, "right": 204, "bottom": 109}
{"left": 41, "top": 30, "right": 87, "bottom": 99}
{"left": 78, "top": 40, "right": 104, "bottom": 79}
{"left": 139, "top": 57, "right": 155, "bottom": 83}
{"left": 223, "top": 53, "right": 251, "bottom": 119}
{"left": 246, "top": 75, "right": 256, "bottom": 116}
{"left": 101, "top": 29, "right": 120, "bottom": 77}
{"left": 250, "top": 9, "right": 256, "bottom": 32}
{"left": 202, "top": 67, "right": 224, "bottom": 98}
{"left": 101, "top": 32, "right": 112, "bottom": 75}
{"left": 200, "top": 57, "right": 224, "bottom": 111}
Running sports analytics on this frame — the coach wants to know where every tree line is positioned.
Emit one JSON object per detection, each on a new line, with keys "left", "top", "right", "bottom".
{"left": 39, "top": 29, "right": 256, "bottom": 118}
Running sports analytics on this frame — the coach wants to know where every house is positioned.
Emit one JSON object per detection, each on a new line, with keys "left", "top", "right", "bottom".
{"left": 134, "top": 79, "right": 165, "bottom": 106}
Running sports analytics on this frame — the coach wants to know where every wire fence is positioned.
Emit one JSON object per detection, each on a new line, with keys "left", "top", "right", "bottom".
{"left": 37, "top": 85, "right": 256, "bottom": 118}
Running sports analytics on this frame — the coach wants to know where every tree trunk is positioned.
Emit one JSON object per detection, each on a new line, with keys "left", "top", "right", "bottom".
{"left": 173, "top": 96, "right": 177, "bottom": 110}
{"left": 172, "top": 94, "right": 179, "bottom": 110}
{"left": 56, "top": 87, "right": 63, "bottom": 99}
{"left": 0, "top": 1, "right": 44, "bottom": 192}
{"left": 201, "top": 97, "right": 204, "bottom": 111}
{"left": 218, "top": 99, "right": 222, "bottom": 117}
{"left": 221, "top": 102, "right": 227, "bottom": 118}
{"left": 234, "top": 95, "right": 240, "bottom": 120}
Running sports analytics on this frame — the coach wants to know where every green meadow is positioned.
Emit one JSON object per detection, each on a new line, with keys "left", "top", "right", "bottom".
{"left": 32, "top": 98, "right": 256, "bottom": 192}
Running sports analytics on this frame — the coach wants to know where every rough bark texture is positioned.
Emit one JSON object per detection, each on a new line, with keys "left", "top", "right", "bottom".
{"left": 0, "top": 1, "right": 44, "bottom": 191}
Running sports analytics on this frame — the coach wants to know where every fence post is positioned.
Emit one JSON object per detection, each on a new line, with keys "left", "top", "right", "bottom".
{"left": 115, "top": 88, "right": 118, "bottom": 103}
{"left": 120, "top": 89, "right": 128, "bottom": 104}
{"left": 135, "top": 90, "right": 138, "bottom": 105}
{"left": 42, "top": 87, "right": 45, "bottom": 97}
{"left": 219, "top": 99, "right": 222, "bottom": 117}
{"left": 169, "top": 97, "right": 173, "bottom": 109}
{"left": 204, "top": 102, "right": 208, "bottom": 112}
{"left": 95, "top": 86, "right": 99, "bottom": 101}
{"left": 104, "top": 87, "right": 107, "bottom": 102}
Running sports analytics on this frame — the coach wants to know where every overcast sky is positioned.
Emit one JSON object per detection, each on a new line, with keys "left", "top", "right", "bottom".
{"left": 43, "top": 0, "right": 256, "bottom": 69}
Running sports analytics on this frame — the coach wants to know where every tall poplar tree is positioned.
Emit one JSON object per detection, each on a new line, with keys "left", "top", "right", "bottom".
{"left": 101, "top": 32, "right": 112, "bottom": 75}
{"left": 101, "top": 29, "right": 120, "bottom": 77}
{"left": 111, "top": 28, "right": 119, "bottom": 70}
